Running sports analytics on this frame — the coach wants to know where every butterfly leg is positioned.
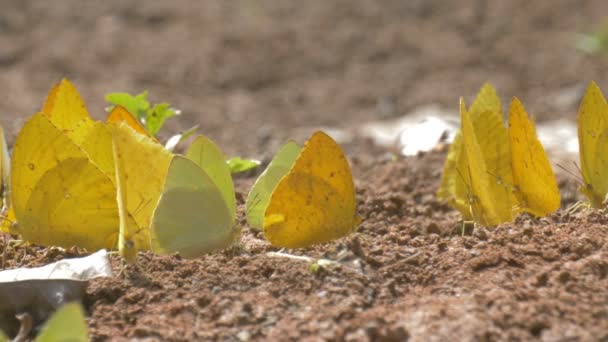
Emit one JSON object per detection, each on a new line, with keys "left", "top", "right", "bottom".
{"left": 564, "top": 200, "right": 589, "bottom": 215}
{"left": 460, "top": 220, "right": 475, "bottom": 236}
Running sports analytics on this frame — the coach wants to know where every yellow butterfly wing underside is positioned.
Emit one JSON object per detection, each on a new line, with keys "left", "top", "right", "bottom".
{"left": 0, "top": 124, "right": 12, "bottom": 231}
{"left": 438, "top": 83, "right": 512, "bottom": 223}
{"left": 107, "top": 105, "right": 151, "bottom": 138}
{"left": 468, "top": 83, "right": 502, "bottom": 121}
{"left": 41, "top": 79, "right": 94, "bottom": 147}
{"left": 113, "top": 138, "right": 141, "bottom": 263}
{"left": 468, "top": 86, "right": 515, "bottom": 208}
{"left": 263, "top": 131, "right": 360, "bottom": 248}
{"left": 508, "top": 97, "right": 560, "bottom": 216}
{"left": 11, "top": 112, "right": 118, "bottom": 250}
{"left": 577, "top": 81, "right": 608, "bottom": 208}
{"left": 110, "top": 122, "right": 172, "bottom": 260}
{"left": 460, "top": 98, "right": 513, "bottom": 226}
{"left": 150, "top": 156, "right": 236, "bottom": 258}
{"left": 437, "top": 131, "right": 472, "bottom": 219}
{"left": 40, "top": 79, "right": 116, "bottom": 177}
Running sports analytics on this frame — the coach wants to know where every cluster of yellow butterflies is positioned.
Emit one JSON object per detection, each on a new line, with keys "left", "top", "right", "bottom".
{"left": 438, "top": 81, "right": 608, "bottom": 226}
{"left": 0, "top": 79, "right": 360, "bottom": 262}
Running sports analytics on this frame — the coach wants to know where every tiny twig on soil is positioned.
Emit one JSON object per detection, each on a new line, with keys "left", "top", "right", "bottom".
{"left": 13, "top": 312, "right": 33, "bottom": 342}
{"left": 266, "top": 251, "right": 336, "bottom": 267}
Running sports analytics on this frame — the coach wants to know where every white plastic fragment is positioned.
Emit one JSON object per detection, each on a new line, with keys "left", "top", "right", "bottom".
{"left": 0, "top": 249, "right": 112, "bottom": 283}
{"left": 0, "top": 250, "right": 112, "bottom": 338}
{"left": 359, "top": 104, "right": 458, "bottom": 155}
{"left": 165, "top": 125, "right": 199, "bottom": 152}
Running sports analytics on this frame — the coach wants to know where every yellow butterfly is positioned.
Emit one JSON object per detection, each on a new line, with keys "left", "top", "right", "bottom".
{"left": 11, "top": 112, "right": 118, "bottom": 250}
{"left": 438, "top": 84, "right": 559, "bottom": 226}
{"left": 107, "top": 105, "right": 152, "bottom": 138}
{"left": 150, "top": 135, "right": 238, "bottom": 258}
{"left": 10, "top": 79, "right": 171, "bottom": 255}
{"left": 111, "top": 122, "right": 172, "bottom": 263}
{"left": 577, "top": 81, "right": 608, "bottom": 208}
{"left": 0, "top": 124, "right": 14, "bottom": 232}
{"left": 246, "top": 131, "right": 360, "bottom": 248}
{"left": 438, "top": 84, "right": 513, "bottom": 225}
{"left": 459, "top": 97, "right": 514, "bottom": 226}
{"left": 508, "top": 97, "right": 560, "bottom": 216}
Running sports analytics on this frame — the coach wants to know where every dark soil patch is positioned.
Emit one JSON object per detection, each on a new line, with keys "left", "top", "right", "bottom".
{"left": 2, "top": 1, "right": 608, "bottom": 341}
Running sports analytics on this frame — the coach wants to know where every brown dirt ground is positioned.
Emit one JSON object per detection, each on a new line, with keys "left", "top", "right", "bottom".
{"left": 1, "top": 0, "right": 608, "bottom": 341}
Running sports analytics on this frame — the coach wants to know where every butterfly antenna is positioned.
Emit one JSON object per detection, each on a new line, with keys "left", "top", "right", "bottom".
{"left": 245, "top": 193, "right": 261, "bottom": 216}
{"left": 556, "top": 162, "right": 584, "bottom": 184}
{"left": 464, "top": 165, "right": 484, "bottom": 224}
{"left": 133, "top": 198, "right": 152, "bottom": 217}
{"left": 455, "top": 167, "right": 471, "bottom": 188}
{"left": 573, "top": 162, "right": 586, "bottom": 181}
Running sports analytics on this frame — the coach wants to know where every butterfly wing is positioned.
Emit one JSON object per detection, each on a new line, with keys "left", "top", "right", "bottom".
{"left": 36, "top": 303, "right": 88, "bottom": 342}
{"left": 437, "top": 131, "right": 472, "bottom": 219}
{"left": 113, "top": 138, "right": 141, "bottom": 263}
{"left": 578, "top": 81, "right": 608, "bottom": 207}
{"left": 438, "top": 84, "right": 506, "bottom": 221}
{"left": 263, "top": 131, "right": 359, "bottom": 248}
{"left": 0, "top": 124, "right": 11, "bottom": 231}
{"left": 461, "top": 98, "right": 513, "bottom": 226}
{"left": 151, "top": 156, "right": 235, "bottom": 258}
{"left": 508, "top": 97, "right": 560, "bottom": 216}
{"left": 185, "top": 135, "right": 236, "bottom": 221}
{"left": 109, "top": 122, "right": 173, "bottom": 256}
{"left": 20, "top": 157, "right": 118, "bottom": 250}
{"left": 107, "top": 105, "right": 150, "bottom": 137}
{"left": 468, "top": 83, "right": 502, "bottom": 120}
{"left": 41, "top": 79, "right": 94, "bottom": 147}
{"left": 246, "top": 141, "right": 301, "bottom": 230}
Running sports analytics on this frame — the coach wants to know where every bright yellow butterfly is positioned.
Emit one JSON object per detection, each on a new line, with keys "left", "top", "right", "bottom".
{"left": 10, "top": 79, "right": 172, "bottom": 261}
{"left": 0, "top": 124, "right": 13, "bottom": 232}
{"left": 438, "top": 84, "right": 514, "bottom": 226}
{"left": 247, "top": 131, "right": 360, "bottom": 248}
{"left": 577, "top": 81, "right": 608, "bottom": 208}
{"left": 107, "top": 105, "right": 152, "bottom": 138}
{"left": 460, "top": 97, "right": 514, "bottom": 226}
{"left": 11, "top": 111, "right": 118, "bottom": 250}
{"left": 508, "top": 97, "right": 560, "bottom": 216}
{"left": 10, "top": 80, "right": 119, "bottom": 250}
{"left": 111, "top": 122, "right": 172, "bottom": 263}
{"left": 438, "top": 84, "right": 559, "bottom": 226}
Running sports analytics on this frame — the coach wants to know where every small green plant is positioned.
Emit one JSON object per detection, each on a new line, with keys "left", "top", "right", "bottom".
{"left": 227, "top": 156, "right": 260, "bottom": 174}
{"left": 576, "top": 23, "right": 608, "bottom": 54}
{"left": 106, "top": 91, "right": 179, "bottom": 136}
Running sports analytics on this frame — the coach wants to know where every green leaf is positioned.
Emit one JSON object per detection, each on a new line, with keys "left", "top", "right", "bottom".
{"left": 105, "top": 91, "right": 150, "bottom": 120}
{"left": 36, "top": 302, "right": 88, "bottom": 342}
{"left": 146, "top": 103, "right": 178, "bottom": 136}
{"left": 227, "top": 157, "right": 260, "bottom": 174}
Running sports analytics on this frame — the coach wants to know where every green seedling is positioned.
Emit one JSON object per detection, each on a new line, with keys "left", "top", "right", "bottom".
{"left": 227, "top": 157, "right": 260, "bottom": 174}
{"left": 577, "top": 23, "right": 608, "bottom": 54}
{"left": 106, "top": 91, "right": 180, "bottom": 136}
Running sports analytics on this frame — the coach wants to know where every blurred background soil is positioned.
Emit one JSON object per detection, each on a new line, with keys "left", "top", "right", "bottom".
{"left": 1, "top": 0, "right": 608, "bottom": 340}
